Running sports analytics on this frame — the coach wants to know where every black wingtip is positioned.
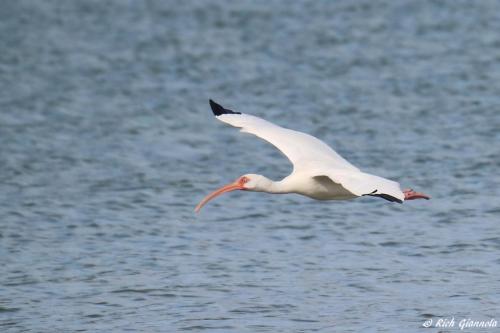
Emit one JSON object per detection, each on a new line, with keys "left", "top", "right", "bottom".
{"left": 209, "top": 99, "right": 241, "bottom": 116}
{"left": 363, "top": 190, "right": 403, "bottom": 203}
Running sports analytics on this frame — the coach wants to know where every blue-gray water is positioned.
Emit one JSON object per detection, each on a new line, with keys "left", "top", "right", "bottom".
{"left": 1, "top": 1, "right": 500, "bottom": 332}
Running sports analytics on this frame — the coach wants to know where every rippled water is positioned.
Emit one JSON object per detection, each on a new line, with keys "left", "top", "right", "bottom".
{"left": 1, "top": 1, "right": 500, "bottom": 332}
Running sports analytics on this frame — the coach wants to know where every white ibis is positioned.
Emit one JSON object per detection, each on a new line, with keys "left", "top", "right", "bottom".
{"left": 195, "top": 100, "right": 429, "bottom": 213}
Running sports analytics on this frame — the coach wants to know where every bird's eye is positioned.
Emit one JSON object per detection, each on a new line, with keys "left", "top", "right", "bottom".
{"left": 240, "top": 177, "right": 249, "bottom": 184}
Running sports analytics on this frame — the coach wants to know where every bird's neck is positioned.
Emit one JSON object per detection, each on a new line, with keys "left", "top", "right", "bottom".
{"left": 259, "top": 177, "right": 293, "bottom": 194}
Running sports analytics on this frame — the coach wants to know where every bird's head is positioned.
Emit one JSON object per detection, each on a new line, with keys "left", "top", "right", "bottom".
{"left": 195, "top": 174, "right": 270, "bottom": 213}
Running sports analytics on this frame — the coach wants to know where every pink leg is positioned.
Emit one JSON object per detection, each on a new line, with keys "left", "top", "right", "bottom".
{"left": 403, "top": 188, "right": 430, "bottom": 201}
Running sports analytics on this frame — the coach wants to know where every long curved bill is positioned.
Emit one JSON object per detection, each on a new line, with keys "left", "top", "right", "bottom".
{"left": 195, "top": 181, "right": 244, "bottom": 213}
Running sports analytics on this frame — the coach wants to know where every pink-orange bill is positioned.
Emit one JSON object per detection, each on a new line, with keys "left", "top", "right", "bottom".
{"left": 195, "top": 182, "right": 244, "bottom": 213}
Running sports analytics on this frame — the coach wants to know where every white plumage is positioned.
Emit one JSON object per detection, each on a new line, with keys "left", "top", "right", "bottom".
{"left": 217, "top": 112, "right": 404, "bottom": 201}
{"left": 195, "top": 100, "right": 429, "bottom": 212}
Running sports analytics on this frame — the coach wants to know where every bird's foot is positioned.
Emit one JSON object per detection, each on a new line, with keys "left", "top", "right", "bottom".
{"left": 403, "top": 189, "right": 430, "bottom": 201}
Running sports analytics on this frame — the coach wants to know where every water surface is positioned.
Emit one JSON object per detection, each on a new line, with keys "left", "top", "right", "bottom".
{"left": 1, "top": 1, "right": 500, "bottom": 332}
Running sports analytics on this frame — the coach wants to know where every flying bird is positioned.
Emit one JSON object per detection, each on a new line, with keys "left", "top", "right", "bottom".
{"left": 195, "top": 100, "right": 429, "bottom": 212}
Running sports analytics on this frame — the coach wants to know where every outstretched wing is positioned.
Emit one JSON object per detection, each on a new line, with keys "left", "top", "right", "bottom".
{"left": 314, "top": 169, "right": 405, "bottom": 203}
{"left": 209, "top": 100, "right": 359, "bottom": 172}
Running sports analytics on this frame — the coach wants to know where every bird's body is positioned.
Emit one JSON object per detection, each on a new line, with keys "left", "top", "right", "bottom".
{"left": 258, "top": 171, "right": 356, "bottom": 200}
{"left": 195, "top": 100, "right": 429, "bottom": 212}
